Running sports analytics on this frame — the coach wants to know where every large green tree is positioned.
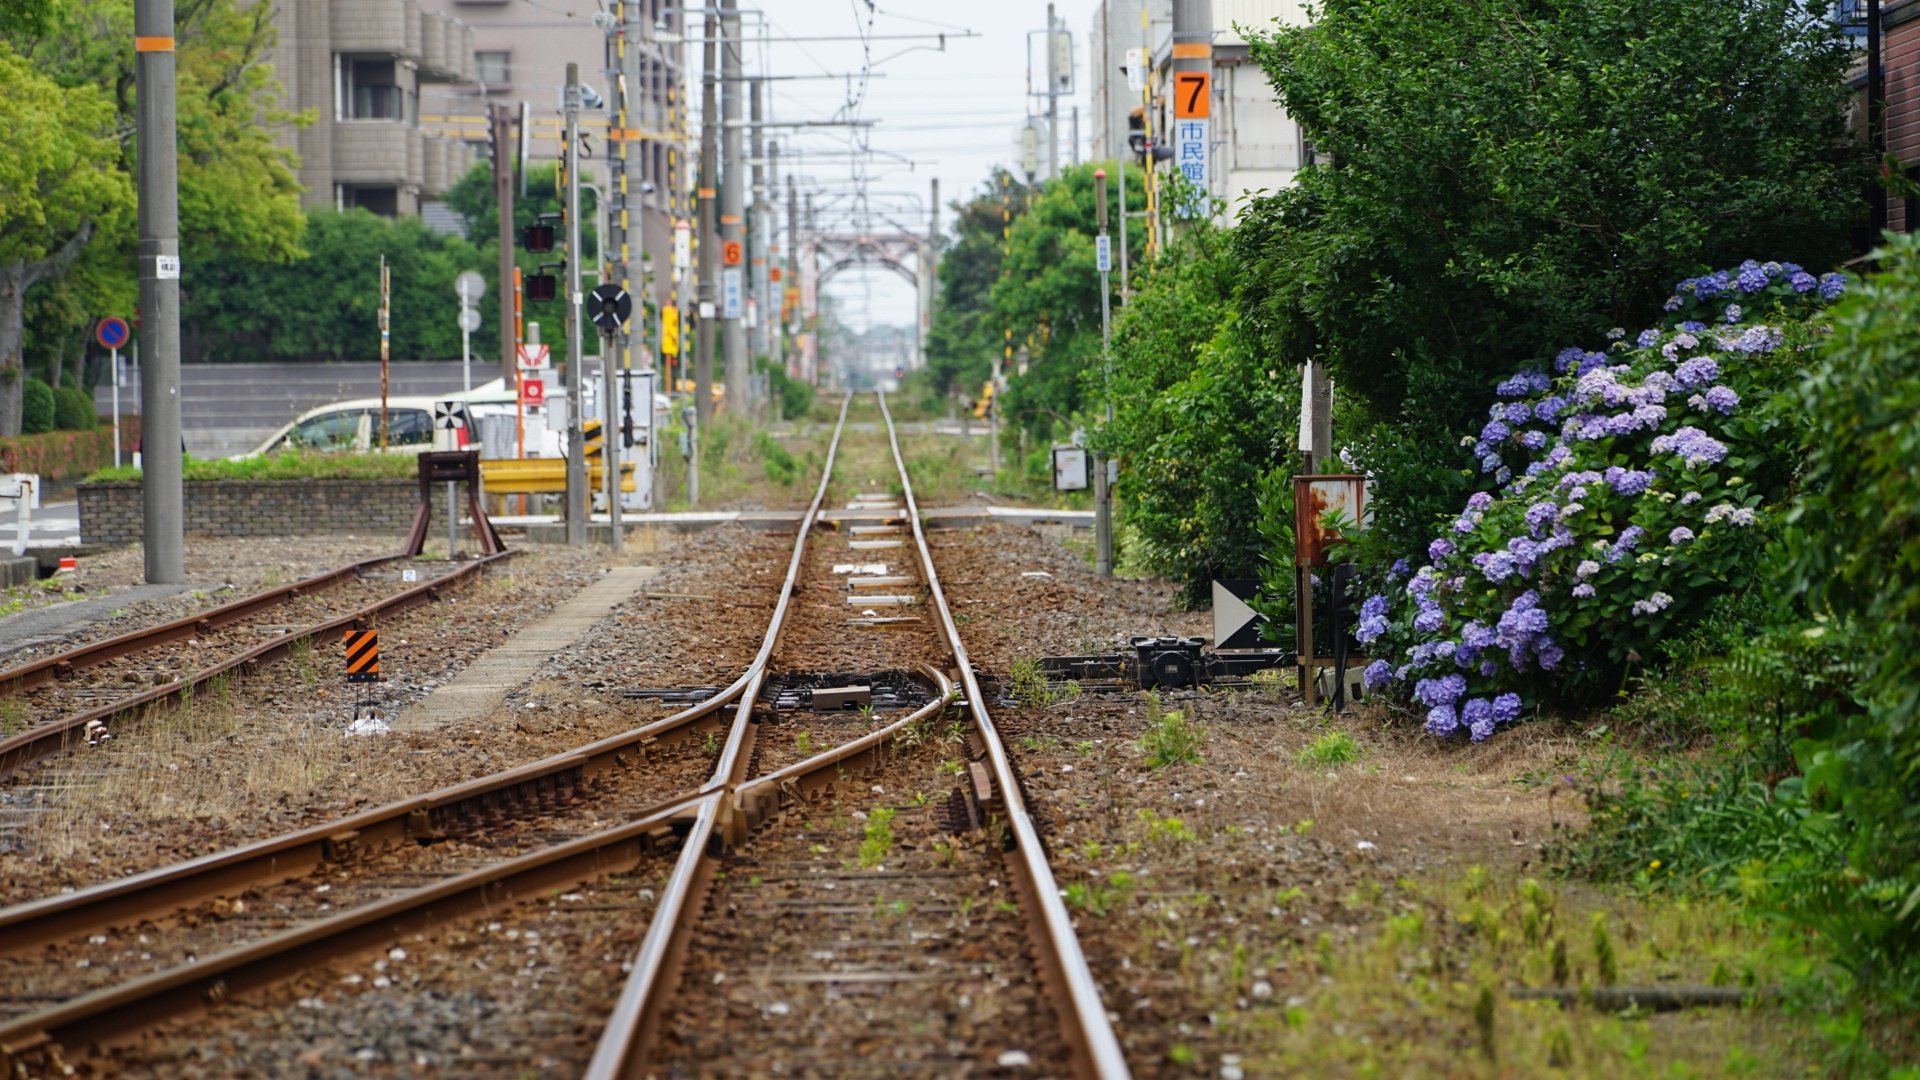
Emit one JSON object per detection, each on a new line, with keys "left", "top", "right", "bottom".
{"left": 182, "top": 210, "right": 489, "bottom": 363}
{"left": 924, "top": 170, "right": 1028, "bottom": 404}
{"left": 1241, "top": 0, "right": 1868, "bottom": 553}
{"left": 0, "top": 0, "right": 304, "bottom": 432}
{"left": 0, "top": 46, "right": 130, "bottom": 435}
{"left": 990, "top": 163, "right": 1143, "bottom": 441}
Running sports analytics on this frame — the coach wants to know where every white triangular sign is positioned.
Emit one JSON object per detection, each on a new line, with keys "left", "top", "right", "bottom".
{"left": 1212, "top": 580, "right": 1263, "bottom": 649}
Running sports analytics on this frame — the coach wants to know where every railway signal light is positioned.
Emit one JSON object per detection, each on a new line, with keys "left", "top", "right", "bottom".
{"left": 522, "top": 222, "right": 556, "bottom": 253}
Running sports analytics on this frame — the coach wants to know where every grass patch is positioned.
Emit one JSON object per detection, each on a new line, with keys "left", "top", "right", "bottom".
{"left": 858, "top": 806, "right": 897, "bottom": 869}
{"left": 1136, "top": 691, "right": 1202, "bottom": 767}
{"left": 1209, "top": 867, "right": 1819, "bottom": 1077}
{"left": 1296, "top": 729, "right": 1363, "bottom": 767}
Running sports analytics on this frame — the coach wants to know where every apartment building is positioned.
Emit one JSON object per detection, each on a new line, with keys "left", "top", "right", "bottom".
{"left": 413, "top": 0, "right": 684, "bottom": 310}
{"left": 1087, "top": 0, "right": 1311, "bottom": 221}
{"left": 269, "top": 0, "right": 478, "bottom": 216}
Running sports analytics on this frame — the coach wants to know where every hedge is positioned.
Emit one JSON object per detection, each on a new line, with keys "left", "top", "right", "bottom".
{"left": 0, "top": 422, "right": 141, "bottom": 489}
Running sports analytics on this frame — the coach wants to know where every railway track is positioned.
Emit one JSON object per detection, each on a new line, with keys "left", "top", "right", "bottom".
{"left": 0, "top": 553, "right": 512, "bottom": 784}
{"left": 0, "top": 395, "right": 1128, "bottom": 1078}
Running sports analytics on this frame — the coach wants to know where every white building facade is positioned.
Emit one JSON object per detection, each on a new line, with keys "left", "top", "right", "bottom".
{"left": 1088, "top": 0, "right": 1312, "bottom": 222}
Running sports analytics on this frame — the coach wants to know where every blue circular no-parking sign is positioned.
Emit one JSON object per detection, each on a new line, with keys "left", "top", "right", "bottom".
{"left": 96, "top": 317, "right": 131, "bottom": 350}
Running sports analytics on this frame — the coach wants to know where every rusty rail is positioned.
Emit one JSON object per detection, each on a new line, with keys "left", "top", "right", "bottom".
{"left": 0, "top": 556, "right": 405, "bottom": 698}
{"left": 583, "top": 393, "right": 1131, "bottom": 1080}
{"left": 0, "top": 554, "right": 511, "bottom": 781}
{"left": 0, "top": 398, "right": 865, "bottom": 1070}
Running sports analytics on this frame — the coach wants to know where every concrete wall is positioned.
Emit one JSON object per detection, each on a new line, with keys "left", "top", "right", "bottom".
{"left": 79, "top": 480, "right": 420, "bottom": 546}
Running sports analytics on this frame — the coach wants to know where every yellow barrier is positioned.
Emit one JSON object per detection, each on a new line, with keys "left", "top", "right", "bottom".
{"left": 480, "top": 457, "right": 635, "bottom": 494}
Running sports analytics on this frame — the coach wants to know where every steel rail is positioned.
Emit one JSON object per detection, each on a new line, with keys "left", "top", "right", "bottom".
{"left": 584, "top": 394, "right": 859, "bottom": 1078}
{"left": 0, "top": 396, "right": 866, "bottom": 1072}
{"left": 876, "top": 391, "right": 1132, "bottom": 1079}
{"left": 0, "top": 555, "right": 409, "bottom": 699}
{"left": 0, "top": 398, "right": 863, "bottom": 956}
{"left": 0, "top": 553, "right": 513, "bottom": 781}
{"left": 0, "top": 673, "right": 958, "bottom": 1071}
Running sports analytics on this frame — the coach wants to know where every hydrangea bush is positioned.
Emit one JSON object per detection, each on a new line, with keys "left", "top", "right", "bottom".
{"left": 1357, "top": 261, "right": 1847, "bottom": 740}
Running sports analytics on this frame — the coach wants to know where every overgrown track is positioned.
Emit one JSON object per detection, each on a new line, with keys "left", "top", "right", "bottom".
{"left": 0, "top": 396, "right": 1126, "bottom": 1077}
{"left": 0, "top": 553, "right": 512, "bottom": 782}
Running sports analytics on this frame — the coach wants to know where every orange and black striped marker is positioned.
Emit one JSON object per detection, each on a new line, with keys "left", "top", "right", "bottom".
{"left": 343, "top": 629, "right": 380, "bottom": 683}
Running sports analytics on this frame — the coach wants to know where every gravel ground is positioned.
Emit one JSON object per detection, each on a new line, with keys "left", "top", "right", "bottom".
{"left": 0, "top": 473, "right": 1809, "bottom": 1075}
{"left": 0, "top": 526, "right": 787, "bottom": 903}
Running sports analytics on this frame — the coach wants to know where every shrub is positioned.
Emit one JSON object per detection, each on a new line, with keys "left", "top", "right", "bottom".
{"left": 21, "top": 378, "right": 54, "bottom": 434}
{"left": 52, "top": 386, "right": 96, "bottom": 431}
{"left": 753, "top": 430, "right": 798, "bottom": 486}
{"left": 1357, "top": 261, "right": 1847, "bottom": 739}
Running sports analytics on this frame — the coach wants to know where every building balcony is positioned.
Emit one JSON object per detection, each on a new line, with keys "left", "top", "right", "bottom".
{"left": 330, "top": 0, "right": 422, "bottom": 59}
{"left": 333, "top": 121, "right": 419, "bottom": 186}
{"left": 418, "top": 12, "right": 474, "bottom": 83}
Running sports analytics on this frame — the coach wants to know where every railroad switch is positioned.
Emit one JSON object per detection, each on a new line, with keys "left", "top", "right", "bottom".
{"left": 761, "top": 670, "right": 937, "bottom": 713}
{"left": 1033, "top": 636, "right": 1297, "bottom": 693}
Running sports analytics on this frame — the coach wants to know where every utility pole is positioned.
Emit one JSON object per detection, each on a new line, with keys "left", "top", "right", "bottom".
{"left": 749, "top": 77, "right": 769, "bottom": 376}
{"left": 135, "top": 0, "right": 183, "bottom": 584}
{"left": 767, "top": 139, "right": 784, "bottom": 375}
{"left": 493, "top": 104, "right": 518, "bottom": 382}
{"left": 1172, "top": 0, "right": 1211, "bottom": 224}
{"left": 786, "top": 174, "right": 800, "bottom": 381}
{"left": 695, "top": 11, "right": 718, "bottom": 436}
{"left": 1094, "top": 167, "right": 1113, "bottom": 578}
{"left": 1045, "top": 3, "right": 1061, "bottom": 182}
{"left": 719, "top": 0, "right": 748, "bottom": 411}
{"left": 563, "top": 62, "right": 587, "bottom": 545}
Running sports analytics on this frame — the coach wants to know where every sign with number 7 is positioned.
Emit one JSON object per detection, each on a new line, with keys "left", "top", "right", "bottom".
{"left": 1174, "top": 71, "right": 1211, "bottom": 119}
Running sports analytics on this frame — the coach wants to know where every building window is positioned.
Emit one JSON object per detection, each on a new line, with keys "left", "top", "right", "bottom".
{"left": 475, "top": 51, "right": 509, "bottom": 87}
{"left": 340, "top": 57, "right": 404, "bottom": 120}
{"left": 342, "top": 185, "right": 400, "bottom": 216}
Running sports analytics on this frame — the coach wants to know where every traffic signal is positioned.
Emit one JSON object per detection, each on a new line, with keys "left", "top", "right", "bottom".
{"left": 522, "top": 222, "right": 555, "bottom": 252}
{"left": 1127, "top": 107, "right": 1173, "bottom": 165}
{"left": 525, "top": 273, "right": 557, "bottom": 303}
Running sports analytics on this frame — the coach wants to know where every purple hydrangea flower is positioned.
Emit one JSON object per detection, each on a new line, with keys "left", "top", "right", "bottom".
{"left": 1554, "top": 347, "right": 1586, "bottom": 372}
{"left": 1428, "top": 538, "right": 1455, "bottom": 562}
{"left": 1635, "top": 329, "right": 1660, "bottom": 349}
{"left": 1674, "top": 356, "right": 1720, "bottom": 388}
{"left": 1357, "top": 593, "right": 1391, "bottom": 643}
{"left": 1425, "top": 705, "right": 1460, "bottom": 736}
{"left": 1414, "top": 673, "right": 1468, "bottom": 707}
{"left": 1473, "top": 551, "right": 1517, "bottom": 584}
{"left": 1524, "top": 501, "right": 1558, "bottom": 537}
{"left": 1669, "top": 527, "right": 1695, "bottom": 544}
{"left": 1705, "top": 503, "right": 1758, "bottom": 527}
{"left": 1466, "top": 492, "right": 1494, "bottom": 511}
{"left": 1723, "top": 304, "right": 1743, "bottom": 323}
{"left": 1490, "top": 693, "right": 1524, "bottom": 724}
{"left": 1479, "top": 660, "right": 1500, "bottom": 677}
{"left": 1363, "top": 659, "right": 1393, "bottom": 688}
{"left": 1680, "top": 320, "right": 1707, "bottom": 333}
{"left": 1571, "top": 582, "right": 1596, "bottom": 599}
{"left": 1604, "top": 467, "right": 1655, "bottom": 497}
{"left": 1819, "top": 273, "right": 1846, "bottom": 300}
{"left": 1389, "top": 558, "right": 1410, "bottom": 579}
{"left": 1735, "top": 264, "right": 1770, "bottom": 294}
{"left": 1414, "top": 599, "right": 1447, "bottom": 633}
{"left": 1519, "top": 430, "right": 1547, "bottom": 450}
{"left": 1701, "top": 386, "right": 1739, "bottom": 414}
{"left": 1534, "top": 396, "right": 1567, "bottom": 423}
{"left": 1663, "top": 294, "right": 1683, "bottom": 311}
{"left": 1790, "top": 271, "right": 1817, "bottom": 293}
{"left": 1650, "top": 426, "right": 1729, "bottom": 467}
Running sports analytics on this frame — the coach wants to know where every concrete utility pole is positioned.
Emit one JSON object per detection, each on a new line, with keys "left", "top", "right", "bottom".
{"left": 1172, "top": 0, "right": 1212, "bottom": 220}
{"left": 1045, "top": 3, "right": 1061, "bottom": 182}
{"left": 1094, "top": 167, "right": 1113, "bottom": 578}
{"left": 767, "top": 139, "right": 783, "bottom": 374}
{"left": 786, "top": 174, "right": 800, "bottom": 379}
{"left": 695, "top": 11, "right": 718, "bottom": 435}
{"left": 493, "top": 104, "right": 518, "bottom": 382}
{"left": 135, "top": 0, "right": 183, "bottom": 584}
{"left": 719, "top": 0, "right": 748, "bottom": 410}
{"left": 564, "top": 62, "right": 587, "bottom": 545}
{"left": 749, "top": 77, "right": 769, "bottom": 371}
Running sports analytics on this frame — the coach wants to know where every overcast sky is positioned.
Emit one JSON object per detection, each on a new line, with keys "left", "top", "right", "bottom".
{"left": 737, "top": 1, "right": 1099, "bottom": 330}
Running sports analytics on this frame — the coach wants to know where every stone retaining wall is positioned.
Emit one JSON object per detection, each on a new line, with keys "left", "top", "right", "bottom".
{"left": 78, "top": 480, "right": 419, "bottom": 545}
